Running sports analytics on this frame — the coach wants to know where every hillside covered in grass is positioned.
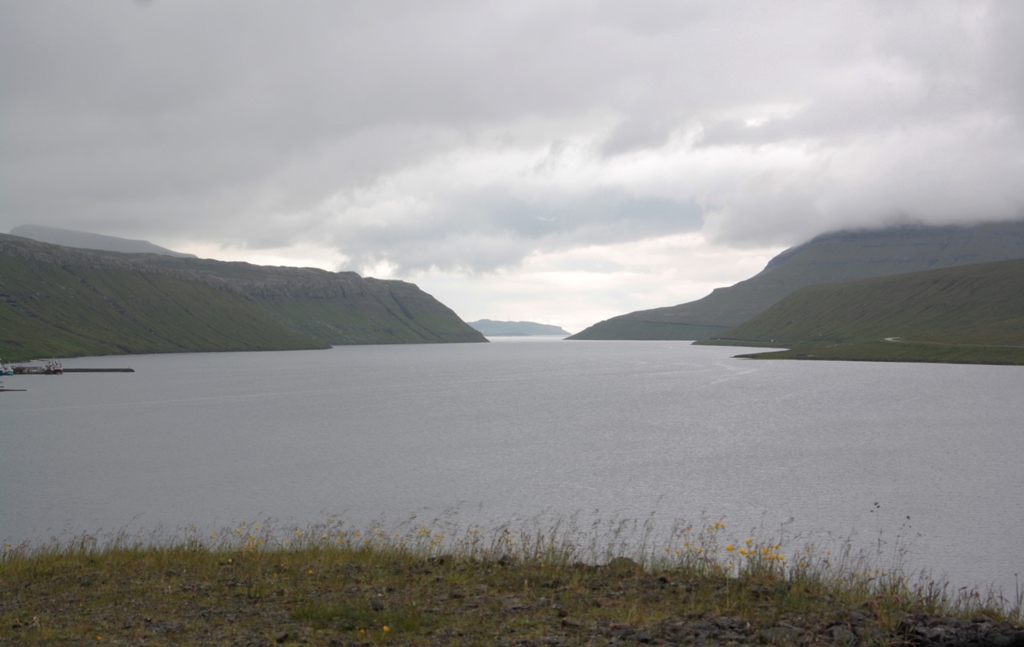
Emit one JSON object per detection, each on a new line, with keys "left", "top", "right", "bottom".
{"left": 0, "top": 234, "right": 484, "bottom": 361}
{"left": 701, "top": 257, "right": 1024, "bottom": 365}
{"left": 570, "top": 220, "right": 1024, "bottom": 341}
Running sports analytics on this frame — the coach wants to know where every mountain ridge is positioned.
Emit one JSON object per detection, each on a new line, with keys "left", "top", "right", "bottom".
{"left": 0, "top": 234, "right": 484, "bottom": 361}
{"left": 569, "top": 219, "right": 1024, "bottom": 341}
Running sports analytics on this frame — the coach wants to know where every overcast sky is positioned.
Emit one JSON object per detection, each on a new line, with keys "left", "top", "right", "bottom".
{"left": 3, "top": 1, "right": 1023, "bottom": 331}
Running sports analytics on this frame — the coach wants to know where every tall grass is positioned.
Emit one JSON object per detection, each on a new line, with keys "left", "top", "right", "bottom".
{"left": 4, "top": 513, "right": 1020, "bottom": 623}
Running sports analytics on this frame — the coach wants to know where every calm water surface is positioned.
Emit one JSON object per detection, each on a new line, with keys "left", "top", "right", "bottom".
{"left": 2, "top": 340, "right": 1022, "bottom": 595}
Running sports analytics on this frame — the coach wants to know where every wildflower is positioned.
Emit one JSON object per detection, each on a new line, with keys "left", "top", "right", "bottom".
{"left": 383, "top": 626, "right": 390, "bottom": 632}
{"left": 725, "top": 545, "right": 734, "bottom": 552}
{"left": 308, "top": 569, "right": 313, "bottom": 575}
{"left": 745, "top": 538, "right": 752, "bottom": 546}
{"left": 211, "top": 534, "right": 217, "bottom": 539}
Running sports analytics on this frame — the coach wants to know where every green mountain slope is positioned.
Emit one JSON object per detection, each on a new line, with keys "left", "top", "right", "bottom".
{"left": 569, "top": 220, "right": 1024, "bottom": 341}
{"left": 0, "top": 234, "right": 484, "bottom": 361}
{"left": 702, "top": 258, "right": 1024, "bottom": 364}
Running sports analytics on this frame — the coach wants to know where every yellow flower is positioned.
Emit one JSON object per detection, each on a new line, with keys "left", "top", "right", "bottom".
{"left": 745, "top": 538, "right": 752, "bottom": 546}
{"left": 383, "top": 626, "right": 390, "bottom": 632}
{"left": 308, "top": 569, "right": 313, "bottom": 575}
{"left": 725, "top": 545, "right": 734, "bottom": 552}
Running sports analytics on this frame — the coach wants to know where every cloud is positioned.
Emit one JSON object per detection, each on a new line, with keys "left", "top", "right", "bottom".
{"left": 2, "top": 1, "right": 1023, "bottom": 325}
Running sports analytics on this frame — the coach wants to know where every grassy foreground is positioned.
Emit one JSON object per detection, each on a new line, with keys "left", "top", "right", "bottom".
{"left": 2, "top": 520, "right": 1021, "bottom": 646}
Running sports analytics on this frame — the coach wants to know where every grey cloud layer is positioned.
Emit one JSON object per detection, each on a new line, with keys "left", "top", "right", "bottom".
{"left": 2, "top": 1, "right": 1022, "bottom": 272}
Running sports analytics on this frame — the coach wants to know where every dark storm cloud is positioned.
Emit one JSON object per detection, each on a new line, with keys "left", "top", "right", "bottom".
{"left": 2, "top": 1, "right": 1023, "bottom": 273}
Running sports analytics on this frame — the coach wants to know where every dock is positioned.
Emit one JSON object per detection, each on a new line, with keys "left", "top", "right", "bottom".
{"left": 62, "top": 368, "right": 135, "bottom": 373}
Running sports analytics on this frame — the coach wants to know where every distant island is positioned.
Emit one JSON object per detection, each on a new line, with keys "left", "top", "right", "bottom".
{"left": 570, "top": 220, "right": 1024, "bottom": 342}
{"left": 0, "top": 232, "right": 484, "bottom": 362}
{"left": 467, "top": 319, "right": 570, "bottom": 337}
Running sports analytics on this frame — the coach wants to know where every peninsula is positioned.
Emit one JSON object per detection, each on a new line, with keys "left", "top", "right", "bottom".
{"left": 700, "top": 257, "right": 1024, "bottom": 365}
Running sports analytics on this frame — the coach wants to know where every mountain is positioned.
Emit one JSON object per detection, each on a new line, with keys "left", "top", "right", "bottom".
{"left": 11, "top": 224, "right": 197, "bottom": 258}
{"left": 0, "top": 234, "right": 485, "bottom": 361}
{"left": 468, "top": 319, "right": 570, "bottom": 336}
{"left": 702, "top": 257, "right": 1024, "bottom": 365}
{"left": 569, "top": 220, "right": 1024, "bottom": 341}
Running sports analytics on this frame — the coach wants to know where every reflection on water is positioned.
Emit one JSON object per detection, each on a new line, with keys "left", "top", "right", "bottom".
{"left": 1, "top": 341, "right": 1022, "bottom": 593}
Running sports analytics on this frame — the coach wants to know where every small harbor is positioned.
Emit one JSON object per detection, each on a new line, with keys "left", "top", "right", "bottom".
{"left": 1, "top": 358, "right": 134, "bottom": 391}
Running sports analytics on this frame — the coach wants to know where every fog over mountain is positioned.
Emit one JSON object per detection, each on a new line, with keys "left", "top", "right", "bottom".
{"left": 11, "top": 225, "right": 196, "bottom": 258}
{"left": 3, "top": 2, "right": 1023, "bottom": 331}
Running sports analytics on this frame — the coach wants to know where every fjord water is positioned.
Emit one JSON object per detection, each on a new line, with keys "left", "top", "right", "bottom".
{"left": 2, "top": 340, "right": 1022, "bottom": 595}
